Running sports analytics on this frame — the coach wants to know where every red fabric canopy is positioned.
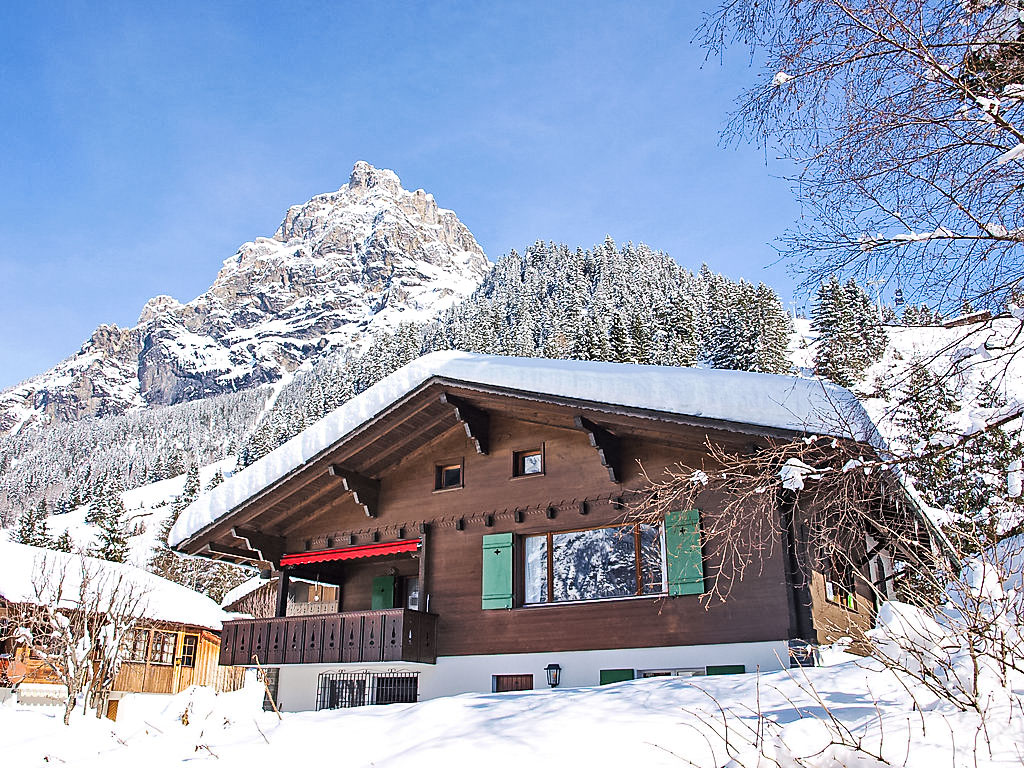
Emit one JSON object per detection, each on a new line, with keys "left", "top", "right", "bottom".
{"left": 281, "top": 539, "right": 419, "bottom": 566}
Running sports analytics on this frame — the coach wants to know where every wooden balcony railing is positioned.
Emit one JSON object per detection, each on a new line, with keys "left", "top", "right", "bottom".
{"left": 218, "top": 609, "right": 437, "bottom": 667}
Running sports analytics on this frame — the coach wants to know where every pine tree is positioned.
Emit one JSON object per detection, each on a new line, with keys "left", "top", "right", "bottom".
{"left": 89, "top": 477, "right": 130, "bottom": 562}
{"left": 812, "top": 277, "right": 887, "bottom": 386}
{"left": 52, "top": 530, "right": 74, "bottom": 553}
{"left": 14, "top": 498, "right": 52, "bottom": 547}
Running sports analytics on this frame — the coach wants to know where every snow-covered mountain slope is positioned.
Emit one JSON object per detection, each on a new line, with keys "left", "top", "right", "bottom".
{"left": 793, "top": 315, "right": 1024, "bottom": 445}
{"left": 0, "top": 161, "right": 489, "bottom": 435}
{"left": 17, "top": 458, "right": 239, "bottom": 568}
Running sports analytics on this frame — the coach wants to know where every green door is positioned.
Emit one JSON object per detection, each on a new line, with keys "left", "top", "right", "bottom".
{"left": 372, "top": 575, "right": 395, "bottom": 609}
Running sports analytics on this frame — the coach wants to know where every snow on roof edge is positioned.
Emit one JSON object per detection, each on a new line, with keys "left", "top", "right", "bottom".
{"left": 0, "top": 540, "right": 231, "bottom": 630}
{"left": 169, "top": 351, "right": 879, "bottom": 549}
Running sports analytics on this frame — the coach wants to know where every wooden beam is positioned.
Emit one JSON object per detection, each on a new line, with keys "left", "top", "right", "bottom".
{"left": 357, "top": 407, "right": 455, "bottom": 477}
{"left": 231, "top": 527, "right": 285, "bottom": 566}
{"left": 203, "top": 542, "right": 265, "bottom": 564}
{"left": 328, "top": 465, "right": 380, "bottom": 518}
{"left": 440, "top": 392, "right": 489, "bottom": 455}
{"left": 574, "top": 415, "right": 621, "bottom": 483}
{"left": 259, "top": 474, "right": 346, "bottom": 532}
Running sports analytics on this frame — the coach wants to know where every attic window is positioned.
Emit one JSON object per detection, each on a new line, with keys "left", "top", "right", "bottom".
{"left": 513, "top": 447, "right": 544, "bottom": 477}
{"left": 435, "top": 461, "right": 463, "bottom": 491}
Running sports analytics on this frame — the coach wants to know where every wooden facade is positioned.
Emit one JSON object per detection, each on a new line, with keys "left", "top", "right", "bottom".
{"left": 176, "top": 373, "right": 899, "bottom": 688}
{"left": 0, "top": 609, "right": 243, "bottom": 698}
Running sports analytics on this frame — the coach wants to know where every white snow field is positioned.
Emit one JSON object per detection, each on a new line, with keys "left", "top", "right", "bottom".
{"left": 3, "top": 657, "right": 1022, "bottom": 768}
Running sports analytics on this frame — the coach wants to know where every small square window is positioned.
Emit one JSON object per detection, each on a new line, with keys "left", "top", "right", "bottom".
{"left": 435, "top": 463, "right": 463, "bottom": 490}
{"left": 513, "top": 449, "right": 544, "bottom": 477}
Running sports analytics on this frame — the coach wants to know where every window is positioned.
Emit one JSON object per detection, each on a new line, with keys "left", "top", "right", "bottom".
{"left": 493, "top": 674, "right": 534, "bottom": 692}
{"left": 375, "top": 675, "right": 419, "bottom": 704}
{"left": 513, "top": 448, "right": 544, "bottom": 477}
{"left": 124, "top": 630, "right": 149, "bottom": 663}
{"left": 524, "top": 523, "right": 665, "bottom": 604}
{"left": 317, "top": 671, "right": 420, "bottom": 709}
{"left": 434, "top": 461, "right": 463, "bottom": 490}
{"left": 179, "top": 634, "right": 199, "bottom": 668}
{"left": 149, "top": 631, "right": 176, "bottom": 665}
{"left": 640, "top": 668, "right": 705, "bottom": 678}
{"left": 824, "top": 560, "right": 856, "bottom": 610}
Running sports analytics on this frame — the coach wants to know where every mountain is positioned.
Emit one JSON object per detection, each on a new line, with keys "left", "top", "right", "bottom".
{"left": 0, "top": 161, "right": 489, "bottom": 435}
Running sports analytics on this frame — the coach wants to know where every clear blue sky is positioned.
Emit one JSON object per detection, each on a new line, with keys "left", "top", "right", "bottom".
{"left": 0, "top": 1, "right": 801, "bottom": 391}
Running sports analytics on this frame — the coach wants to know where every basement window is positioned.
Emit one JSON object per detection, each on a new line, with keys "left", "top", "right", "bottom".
{"left": 435, "top": 462, "right": 463, "bottom": 491}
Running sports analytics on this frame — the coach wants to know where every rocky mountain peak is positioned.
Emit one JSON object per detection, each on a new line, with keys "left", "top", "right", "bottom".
{"left": 0, "top": 164, "right": 490, "bottom": 434}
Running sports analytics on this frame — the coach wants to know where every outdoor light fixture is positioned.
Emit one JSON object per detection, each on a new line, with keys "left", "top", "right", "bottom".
{"left": 544, "top": 663, "right": 561, "bottom": 688}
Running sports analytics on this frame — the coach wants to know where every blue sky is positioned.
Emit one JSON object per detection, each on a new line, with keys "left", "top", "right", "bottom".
{"left": 0, "top": 2, "right": 801, "bottom": 391}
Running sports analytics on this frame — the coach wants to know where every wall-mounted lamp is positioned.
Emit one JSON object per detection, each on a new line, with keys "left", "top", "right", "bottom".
{"left": 544, "top": 663, "right": 561, "bottom": 688}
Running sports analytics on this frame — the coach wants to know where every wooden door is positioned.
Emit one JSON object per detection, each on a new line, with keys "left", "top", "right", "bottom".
{"left": 173, "top": 633, "right": 200, "bottom": 692}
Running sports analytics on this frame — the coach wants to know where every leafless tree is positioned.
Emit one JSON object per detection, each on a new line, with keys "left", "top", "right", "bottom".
{"left": 702, "top": 0, "right": 1024, "bottom": 311}
{"left": 2, "top": 555, "right": 149, "bottom": 724}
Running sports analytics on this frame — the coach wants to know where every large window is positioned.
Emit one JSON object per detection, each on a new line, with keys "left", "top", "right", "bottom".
{"left": 524, "top": 523, "right": 665, "bottom": 604}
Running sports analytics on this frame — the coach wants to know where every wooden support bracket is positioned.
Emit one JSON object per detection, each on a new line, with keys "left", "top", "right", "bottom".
{"left": 203, "top": 542, "right": 264, "bottom": 564}
{"left": 440, "top": 392, "right": 490, "bottom": 455}
{"left": 328, "top": 464, "right": 381, "bottom": 518}
{"left": 230, "top": 527, "right": 286, "bottom": 566}
{"left": 574, "top": 415, "right": 621, "bottom": 483}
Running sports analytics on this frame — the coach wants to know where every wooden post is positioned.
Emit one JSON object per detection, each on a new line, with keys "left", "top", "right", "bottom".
{"left": 275, "top": 570, "right": 290, "bottom": 618}
{"left": 418, "top": 525, "right": 429, "bottom": 613}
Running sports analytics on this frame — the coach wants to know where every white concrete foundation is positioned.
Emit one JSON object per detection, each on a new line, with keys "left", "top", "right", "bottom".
{"left": 274, "top": 640, "right": 790, "bottom": 712}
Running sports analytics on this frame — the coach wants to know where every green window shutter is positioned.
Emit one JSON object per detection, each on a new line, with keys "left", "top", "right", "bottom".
{"left": 482, "top": 532, "right": 513, "bottom": 609}
{"left": 372, "top": 575, "right": 395, "bottom": 610}
{"left": 706, "top": 664, "right": 745, "bottom": 676}
{"left": 599, "top": 669, "right": 634, "bottom": 685}
{"left": 665, "top": 509, "right": 704, "bottom": 596}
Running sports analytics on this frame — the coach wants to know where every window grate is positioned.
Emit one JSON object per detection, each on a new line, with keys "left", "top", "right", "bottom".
{"left": 316, "top": 670, "right": 419, "bottom": 710}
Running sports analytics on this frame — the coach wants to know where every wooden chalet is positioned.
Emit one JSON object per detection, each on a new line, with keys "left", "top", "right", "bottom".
{"left": 0, "top": 541, "right": 243, "bottom": 717}
{"left": 170, "top": 352, "right": 931, "bottom": 711}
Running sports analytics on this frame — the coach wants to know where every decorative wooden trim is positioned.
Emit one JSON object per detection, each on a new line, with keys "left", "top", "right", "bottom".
{"left": 328, "top": 464, "right": 380, "bottom": 518}
{"left": 574, "top": 415, "right": 621, "bottom": 483}
{"left": 440, "top": 392, "right": 489, "bottom": 455}
{"left": 231, "top": 527, "right": 285, "bottom": 566}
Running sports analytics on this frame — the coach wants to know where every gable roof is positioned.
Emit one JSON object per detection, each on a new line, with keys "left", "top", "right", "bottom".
{"left": 0, "top": 540, "right": 232, "bottom": 631}
{"left": 170, "top": 351, "right": 877, "bottom": 550}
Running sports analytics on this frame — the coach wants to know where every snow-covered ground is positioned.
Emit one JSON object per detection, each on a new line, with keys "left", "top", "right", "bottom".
{"left": 4, "top": 657, "right": 1021, "bottom": 768}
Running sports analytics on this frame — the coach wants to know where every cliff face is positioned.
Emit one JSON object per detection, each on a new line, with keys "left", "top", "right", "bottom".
{"left": 0, "top": 162, "right": 489, "bottom": 434}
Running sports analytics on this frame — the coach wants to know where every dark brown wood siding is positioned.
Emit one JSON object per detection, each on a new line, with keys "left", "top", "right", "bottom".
{"left": 278, "top": 413, "right": 793, "bottom": 657}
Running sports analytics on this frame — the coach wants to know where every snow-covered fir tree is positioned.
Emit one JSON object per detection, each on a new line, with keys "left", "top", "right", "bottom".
{"left": 13, "top": 498, "right": 52, "bottom": 547}
{"left": 88, "top": 476, "right": 130, "bottom": 563}
{"left": 147, "top": 458, "right": 248, "bottom": 602}
{"left": 812, "top": 277, "right": 888, "bottom": 386}
{"left": 896, "top": 362, "right": 1022, "bottom": 549}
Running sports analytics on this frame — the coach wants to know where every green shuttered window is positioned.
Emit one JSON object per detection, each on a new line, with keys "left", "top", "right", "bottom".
{"left": 482, "top": 532, "right": 514, "bottom": 609}
{"left": 665, "top": 509, "right": 705, "bottom": 596}
{"left": 599, "top": 669, "right": 635, "bottom": 685}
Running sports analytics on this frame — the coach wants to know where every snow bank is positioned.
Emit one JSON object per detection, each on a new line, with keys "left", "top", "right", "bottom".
{"left": 3, "top": 659, "right": 1022, "bottom": 767}
{"left": 171, "top": 351, "right": 874, "bottom": 546}
{"left": 0, "top": 540, "right": 231, "bottom": 630}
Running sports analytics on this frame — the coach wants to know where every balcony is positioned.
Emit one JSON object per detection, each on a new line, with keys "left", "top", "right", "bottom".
{"left": 219, "top": 609, "right": 437, "bottom": 666}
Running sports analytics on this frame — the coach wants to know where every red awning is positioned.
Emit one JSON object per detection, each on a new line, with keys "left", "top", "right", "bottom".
{"left": 281, "top": 539, "right": 420, "bottom": 566}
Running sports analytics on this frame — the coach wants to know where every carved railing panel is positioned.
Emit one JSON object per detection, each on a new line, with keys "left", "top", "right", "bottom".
{"left": 219, "top": 610, "right": 437, "bottom": 666}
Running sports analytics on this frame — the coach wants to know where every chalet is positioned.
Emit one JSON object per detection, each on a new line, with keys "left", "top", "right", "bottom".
{"left": 169, "top": 352, "right": 933, "bottom": 712}
{"left": 0, "top": 540, "right": 243, "bottom": 717}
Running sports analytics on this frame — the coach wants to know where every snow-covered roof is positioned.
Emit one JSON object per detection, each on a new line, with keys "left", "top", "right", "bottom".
{"left": 170, "top": 351, "right": 877, "bottom": 548}
{"left": 0, "top": 540, "right": 232, "bottom": 631}
{"left": 219, "top": 576, "right": 271, "bottom": 608}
